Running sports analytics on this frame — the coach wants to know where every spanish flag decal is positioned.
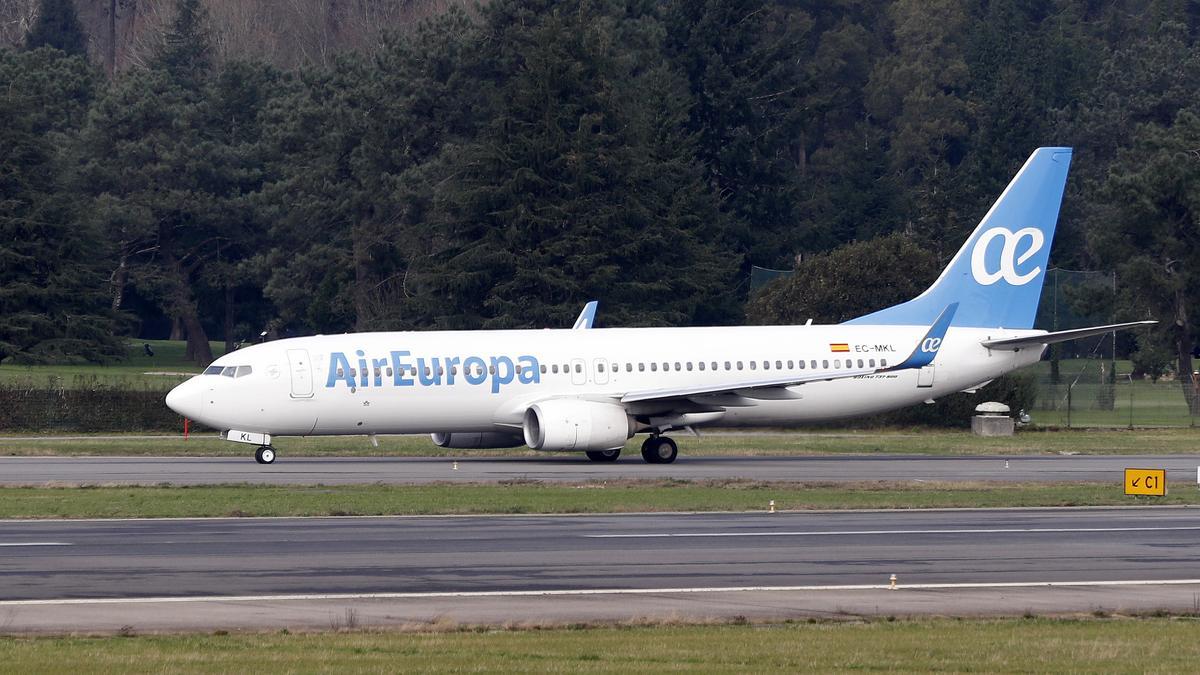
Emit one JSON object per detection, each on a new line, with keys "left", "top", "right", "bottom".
{"left": 830, "top": 343, "right": 850, "bottom": 353}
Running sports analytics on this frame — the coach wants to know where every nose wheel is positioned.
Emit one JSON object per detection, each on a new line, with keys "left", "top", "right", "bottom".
{"left": 254, "top": 446, "right": 276, "bottom": 464}
{"left": 640, "top": 436, "right": 678, "bottom": 464}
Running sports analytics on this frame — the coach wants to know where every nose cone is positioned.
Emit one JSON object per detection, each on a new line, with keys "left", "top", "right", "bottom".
{"left": 165, "top": 379, "right": 202, "bottom": 420}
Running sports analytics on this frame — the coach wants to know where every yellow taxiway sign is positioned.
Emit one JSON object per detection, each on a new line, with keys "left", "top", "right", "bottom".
{"left": 1124, "top": 468, "right": 1166, "bottom": 496}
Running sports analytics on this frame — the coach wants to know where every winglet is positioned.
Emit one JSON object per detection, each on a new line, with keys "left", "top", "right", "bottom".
{"left": 572, "top": 301, "right": 598, "bottom": 330}
{"left": 886, "top": 303, "right": 958, "bottom": 371}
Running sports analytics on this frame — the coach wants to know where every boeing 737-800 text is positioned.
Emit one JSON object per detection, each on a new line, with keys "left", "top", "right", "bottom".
{"left": 166, "top": 147, "right": 1151, "bottom": 464}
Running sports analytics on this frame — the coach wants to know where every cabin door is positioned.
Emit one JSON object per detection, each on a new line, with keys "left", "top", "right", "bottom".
{"left": 288, "top": 349, "right": 314, "bottom": 398}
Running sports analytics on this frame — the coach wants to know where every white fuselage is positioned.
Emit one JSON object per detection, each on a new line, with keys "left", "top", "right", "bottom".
{"left": 168, "top": 324, "right": 1044, "bottom": 437}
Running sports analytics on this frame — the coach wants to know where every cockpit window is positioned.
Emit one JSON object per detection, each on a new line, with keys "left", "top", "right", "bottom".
{"left": 205, "top": 364, "right": 253, "bottom": 377}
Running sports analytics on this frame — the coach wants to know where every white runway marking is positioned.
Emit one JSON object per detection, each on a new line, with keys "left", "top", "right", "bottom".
{"left": 0, "top": 542, "right": 72, "bottom": 547}
{"left": 2, "top": 579, "right": 1199, "bottom": 607}
{"left": 584, "top": 526, "right": 1200, "bottom": 538}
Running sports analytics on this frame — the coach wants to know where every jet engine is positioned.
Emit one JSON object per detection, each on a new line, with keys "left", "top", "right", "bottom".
{"left": 522, "top": 399, "right": 634, "bottom": 451}
{"left": 431, "top": 432, "right": 525, "bottom": 449}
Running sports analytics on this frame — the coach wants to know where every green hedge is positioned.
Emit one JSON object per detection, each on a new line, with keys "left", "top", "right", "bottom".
{"left": 0, "top": 379, "right": 184, "bottom": 432}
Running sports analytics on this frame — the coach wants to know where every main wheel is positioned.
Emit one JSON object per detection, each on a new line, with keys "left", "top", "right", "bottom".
{"left": 255, "top": 446, "right": 276, "bottom": 464}
{"left": 641, "top": 436, "right": 678, "bottom": 464}
{"left": 586, "top": 448, "right": 621, "bottom": 462}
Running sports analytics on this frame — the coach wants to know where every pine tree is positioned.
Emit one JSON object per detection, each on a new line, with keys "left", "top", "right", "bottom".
{"left": 407, "top": 0, "right": 735, "bottom": 329}
{"left": 152, "top": 0, "right": 212, "bottom": 92}
{"left": 24, "top": 0, "right": 88, "bottom": 58}
{"left": 0, "top": 50, "right": 123, "bottom": 364}
{"left": 262, "top": 8, "right": 484, "bottom": 333}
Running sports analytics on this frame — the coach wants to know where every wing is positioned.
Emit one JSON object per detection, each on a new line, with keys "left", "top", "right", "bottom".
{"left": 620, "top": 303, "right": 958, "bottom": 404}
{"left": 572, "top": 301, "right": 599, "bottom": 330}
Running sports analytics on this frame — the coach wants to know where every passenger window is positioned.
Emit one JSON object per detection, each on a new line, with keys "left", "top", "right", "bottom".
{"left": 881, "top": 359, "right": 888, "bottom": 367}
{"left": 552, "top": 364, "right": 559, "bottom": 374}
{"left": 639, "top": 363, "right": 645, "bottom": 372}
{"left": 675, "top": 362, "right": 681, "bottom": 371}
{"left": 575, "top": 364, "right": 582, "bottom": 373}
{"left": 869, "top": 359, "right": 876, "bottom": 367}
{"left": 798, "top": 361, "right": 805, "bottom": 370}
{"left": 834, "top": 360, "right": 840, "bottom": 368}
{"left": 626, "top": 363, "right": 633, "bottom": 372}
{"left": 725, "top": 361, "right": 731, "bottom": 370}
{"left": 698, "top": 362, "right": 705, "bottom": 371}
{"left": 736, "top": 361, "right": 743, "bottom": 370}
{"left": 787, "top": 360, "right": 793, "bottom": 369}
{"left": 857, "top": 359, "right": 864, "bottom": 368}
{"left": 598, "top": 363, "right": 605, "bottom": 373}
{"left": 349, "top": 368, "right": 357, "bottom": 378}
{"left": 651, "top": 363, "right": 658, "bottom": 372}
{"left": 662, "top": 362, "right": 669, "bottom": 371}
{"left": 811, "top": 360, "right": 817, "bottom": 369}
{"left": 749, "top": 361, "right": 756, "bottom": 370}
{"left": 374, "top": 367, "right": 381, "bottom": 379}
{"left": 540, "top": 365, "right": 547, "bottom": 374}
{"left": 822, "top": 360, "right": 829, "bottom": 369}
{"left": 776, "top": 360, "right": 783, "bottom": 369}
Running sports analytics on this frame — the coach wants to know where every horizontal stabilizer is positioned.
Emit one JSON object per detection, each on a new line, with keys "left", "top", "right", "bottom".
{"left": 980, "top": 321, "right": 1156, "bottom": 350}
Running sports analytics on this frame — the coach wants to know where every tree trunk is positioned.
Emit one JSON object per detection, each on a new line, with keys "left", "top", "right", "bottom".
{"left": 224, "top": 285, "right": 235, "bottom": 355}
{"left": 353, "top": 226, "right": 370, "bottom": 332}
{"left": 1172, "top": 286, "right": 1198, "bottom": 415}
{"left": 107, "top": 0, "right": 117, "bottom": 76}
{"left": 110, "top": 253, "right": 128, "bottom": 311}
{"left": 170, "top": 317, "right": 185, "bottom": 341}
{"left": 164, "top": 251, "right": 214, "bottom": 367}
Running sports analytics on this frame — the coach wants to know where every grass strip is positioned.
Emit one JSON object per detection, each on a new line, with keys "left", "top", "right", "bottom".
{"left": 0, "top": 480, "right": 1195, "bottom": 519}
{"left": 3, "top": 617, "right": 1200, "bottom": 672}
{"left": 2, "top": 427, "right": 1200, "bottom": 457}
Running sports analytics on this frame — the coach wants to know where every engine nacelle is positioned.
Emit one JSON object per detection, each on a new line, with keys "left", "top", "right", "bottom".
{"left": 431, "top": 432, "right": 525, "bottom": 449}
{"left": 522, "top": 399, "right": 633, "bottom": 451}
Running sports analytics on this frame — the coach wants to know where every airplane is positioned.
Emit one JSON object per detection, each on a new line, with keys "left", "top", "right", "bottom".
{"left": 166, "top": 147, "right": 1153, "bottom": 465}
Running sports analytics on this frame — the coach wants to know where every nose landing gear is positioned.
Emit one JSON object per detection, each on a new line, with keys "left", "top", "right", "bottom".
{"left": 640, "top": 435, "right": 678, "bottom": 464}
{"left": 254, "top": 446, "right": 276, "bottom": 464}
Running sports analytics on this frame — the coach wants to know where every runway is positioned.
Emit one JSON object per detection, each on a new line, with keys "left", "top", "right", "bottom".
{"left": 2, "top": 453, "right": 1198, "bottom": 485}
{"left": 2, "top": 507, "right": 1198, "bottom": 632}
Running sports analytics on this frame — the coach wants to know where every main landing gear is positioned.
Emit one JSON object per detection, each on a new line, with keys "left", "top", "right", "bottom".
{"left": 254, "top": 446, "right": 276, "bottom": 464}
{"left": 584, "top": 436, "right": 679, "bottom": 464}
{"left": 640, "top": 435, "right": 678, "bottom": 464}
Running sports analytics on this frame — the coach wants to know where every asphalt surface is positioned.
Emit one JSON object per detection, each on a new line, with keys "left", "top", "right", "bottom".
{"left": 2, "top": 453, "right": 1199, "bottom": 485}
{"left": 2, "top": 507, "right": 1199, "bottom": 632}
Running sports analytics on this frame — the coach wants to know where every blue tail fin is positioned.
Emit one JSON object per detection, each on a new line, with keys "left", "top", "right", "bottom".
{"left": 846, "top": 147, "right": 1072, "bottom": 329}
